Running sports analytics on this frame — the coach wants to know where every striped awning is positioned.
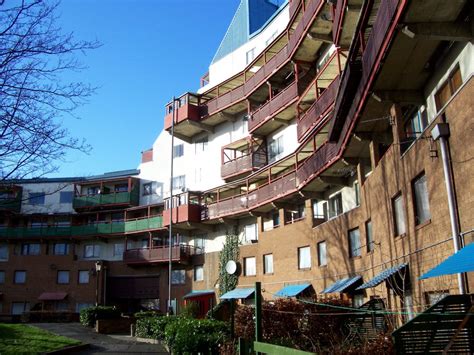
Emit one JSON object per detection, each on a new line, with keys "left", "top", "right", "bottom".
{"left": 356, "top": 263, "right": 408, "bottom": 290}
{"left": 420, "top": 243, "right": 474, "bottom": 280}
{"left": 220, "top": 288, "right": 254, "bottom": 300}
{"left": 274, "top": 283, "right": 312, "bottom": 297}
{"left": 321, "top": 276, "right": 362, "bottom": 294}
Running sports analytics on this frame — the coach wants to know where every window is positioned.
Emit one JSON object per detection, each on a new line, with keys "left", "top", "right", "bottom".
{"left": 413, "top": 174, "right": 431, "bottom": 225}
{"left": 57, "top": 270, "right": 70, "bottom": 284}
{"left": 405, "top": 106, "right": 428, "bottom": 140}
{"left": 21, "top": 243, "right": 40, "bottom": 256}
{"left": 53, "top": 243, "right": 69, "bottom": 255}
{"left": 366, "top": 220, "right": 374, "bottom": 252}
{"left": 285, "top": 204, "right": 305, "bottom": 224}
{"left": 272, "top": 212, "right": 280, "bottom": 228}
{"left": 171, "top": 175, "right": 186, "bottom": 190}
{"left": 353, "top": 294, "right": 365, "bottom": 308}
{"left": 55, "top": 217, "right": 71, "bottom": 227}
{"left": 111, "top": 213, "right": 123, "bottom": 222}
{"left": 435, "top": 65, "right": 462, "bottom": 111}
{"left": 195, "top": 137, "right": 208, "bottom": 154}
{"left": 317, "top": 241, "right": 327, "bottom": 266}
{"left": 14, "top": 271, "right": 26, "bottom": 284}
{"left": 87, "top": 186, "right": 100, "bottom": 195}
{"left": 298, "top": 246, "right": 311, "bottom": 269}
{"left": 56, "top": 302, "right": 69, "bottom": 311}
{"left": 354, "top": 181, "right": 360, "bottom": 206}
{"left": 263, "top": 254, "right": 274, "bottom": 274}
{"left": 143, "top": 182, "right": 153, "bottom": 196}
{"left": 244, "top": 223, "right": 258, "bottom": 243}
{"left": 268, "top": 136, "right": 284, "bottom": 162}
{"left": 0, "top": 271, "right": 5, "bottom": 284}
{"left": 59, "top": 191, "right": 73, "bottom": 204}
{"left": 244, "top": 257, "right": 256, "bottom": 276}
{"left": 113, "top": 243, "right": 124, "bottom": 257}
{"left": 173, "top": 144, "right": 184, "bottom": 158}
{"left": 171, "top": 270, "right": 186, "bottom": 285}
{"left": 194, "top": 236, "right": 205, "bottom": 253}
{"left": 11, "top": 302, "right": 30, "bottom": 315}
{"left": 393, "top": 193, "right": 406, "bottom": 236}
{"left": 29, "top": 192, "right": 45, "bottom": 205}
{"left": 84, "top": 244, "right": 101, "bottom": 258}
{"left": 194, "top": 265, "right": 204, "bottom": 281}
{"left": 75, "top": 303, "right": 94, "bottom": 313}
{"left": 0, "top": 244, "right": 8, "bottom": 260}
{"left": 349, "top": 228, "right": 361, "bottom": 257}
{"left": 140, "top": 239, "right": 149, "bottom": 249}
{"left": 114, "top": 184, "right": 128, "bottom": 193}
{"left": 328, "top": 193, "right": 343, "bottom": 219}
{"left": 246, "top": 47, "right": 256, "bottom": 64}
{"left": 312, "top": 200, "right": 325, "bottom": 219}
{"left": 78, "top": 270, "right": 89, "bottom": 284}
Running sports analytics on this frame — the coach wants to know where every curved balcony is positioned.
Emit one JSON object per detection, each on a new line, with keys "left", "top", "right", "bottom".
{"left": 221, "top": 138, "right": 267, "bottom": 181}
{"left": 163, "top": 192, "right": 202, "bottom": 228}
{"left": 164, "top": 0, "right": 332, "bottom": 139}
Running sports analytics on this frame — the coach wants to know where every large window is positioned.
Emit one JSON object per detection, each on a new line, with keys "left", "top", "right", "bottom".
{"left": 21, "top": 243, "right": 40, "bottom": 256}
{"left": 298, "top": 246, "right": 311, "bottom": 269}
{"left": 143, "top": 182, "right": 153, "bottom": 196}
{"left": 349, "top": 228, "right": 361, "bottom": 257}
{"left": 366, "top": 220, "right": 374, "bottom": 252}
{"left": 78, "top": 270, "right": 89, "bottom": 284}
{"left": 263, "top": 254, "right": 273, "bottom": 274}
{"left": 28, "top": 192, "right": 45, "bottom": 205}
{"left": 171, "top": 175, "right": 186, "bottom": 190}
{"left": 317, "top": 241, "right": 327, "bottom": 266}
{"left": 194, "top": 265, "right": 204, "bottom": 282}
{"left": 173, "top": 144, "right": 184, "bottom": 158}
{"left": 11, "top": 302, "right": 30, "bottom": 315}
{"left": 84, "top": 244, "right": 101, "bottom": 258}
{"left": 0, "top": 244, "right": 8, "bottom": 260}
{"left": 244, "top": 223, "right": 258, "bottom": 243}
{"left": 393, "top": 193, "right": 406, "bottom": 236}
{"left": 53, "top": 243, "right": 69, "bottom": 255}
{"left": 268, "top": 136, "right": 284, "bottom": 162}
{"left": 244, "top": 257, "right": 256, "bottom": 276}
{"left": 14, "top": 271, "right": 26, "bottom": 284}
{"left": 171, "top": 270, "right": 186, "bottom": 285}
{"left": 57, "top": 270, "right": 70, "bottom": 284}
{"left": 113, "top": 243, "right": 125, "bottom": 257}
{"left": 413, "top": 174, "right": 431, "bottom": 225}
{"left": 435, "top": 65, "right": 462, "bottom": 111}
{"left": 328, "top": 193, "right": 343, "bottom": 219}
{"left": 59, "top": 191, "right": 73, "bottom": 204}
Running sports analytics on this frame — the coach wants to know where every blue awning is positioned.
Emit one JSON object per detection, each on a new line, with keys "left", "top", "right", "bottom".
{"left": 420, "top": 243, "right": 474, "bottom": 280}
{"left": 321, "top": 276, "right": 362, "bottom": 294}
{"left": 183, "top": 290, "right": 215, "bottom": 299}
{"left": 356, "top": 263, "right": 408, "bottom": 290}
{"left": 220, "top": 288, "right": 255, "bottom": 300}
{"left": 274, "top": 283, "right": 312, "bottom": 297}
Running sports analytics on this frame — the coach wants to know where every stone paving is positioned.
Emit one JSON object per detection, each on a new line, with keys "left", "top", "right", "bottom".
{"left": 33, "top": 323, "right": 169, "bottom": 354}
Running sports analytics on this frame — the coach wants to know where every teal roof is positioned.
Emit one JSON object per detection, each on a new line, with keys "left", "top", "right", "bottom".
{"left": 357, "top": 263, "right": 408, "bottom": 290}
{"left": 220, "top": 288, "right": 255, "bottom": 299}
{"left": 274, "top": 283, "right": 312, "bottom": 297}
{"left": 321, "top": 276, "right": 362, "bottom": 294}
{"left": 420, "top": 243, "right": 474, "bottom": 280}
{"left": 212, "top": 0, "right": 287, "bottom": 64}
{"left": 183, "top": 290, "right": 215, "bottom": 299}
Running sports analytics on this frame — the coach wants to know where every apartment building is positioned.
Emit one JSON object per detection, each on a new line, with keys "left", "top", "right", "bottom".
{"left": 0, "top": 0, "right": 473, "bottom": 321}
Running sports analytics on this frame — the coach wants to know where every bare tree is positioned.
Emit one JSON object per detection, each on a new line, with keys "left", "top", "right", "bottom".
{"left": 0, "top": 0, "right": 100, "bottom": 179}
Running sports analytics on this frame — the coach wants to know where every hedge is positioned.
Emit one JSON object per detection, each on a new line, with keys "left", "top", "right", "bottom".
{"left": 164, "top": 318, "right": 229, "bottom": 354}
{"left": 79, "top": 306, "right": 121, "bottom": 327}
{"left": 135, "top": 315, "right": 176, "bottom": 340}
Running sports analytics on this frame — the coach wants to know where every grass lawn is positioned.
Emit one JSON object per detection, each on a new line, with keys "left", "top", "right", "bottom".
{"left": 0, "top": 323, "right": 81, "bottom": 354}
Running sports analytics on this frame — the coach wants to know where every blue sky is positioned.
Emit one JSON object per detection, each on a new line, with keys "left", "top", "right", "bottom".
{"left": 51, "top": 0, "right": 240, "bottom": 177}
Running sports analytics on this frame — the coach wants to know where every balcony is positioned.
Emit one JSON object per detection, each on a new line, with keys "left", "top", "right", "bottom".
{"left": 221, "top": 138, "right": 267, "bottom": 181}
{"left": 123, "top": 244, "right": 196, "bottom": 265}
{"left": 163, "top": 192, "right": 202, "bottom": 228}
{"left": 164, "top": 93, "right": 203, "bottom": 138}
{"left": 0, "top": 185, "right": 22, "bottom": 213}
{"left": 125, "top": 216, "right": 163, "bottom": 234}
{"left": 73, "top": 177, "right": 140, "bottom": 210}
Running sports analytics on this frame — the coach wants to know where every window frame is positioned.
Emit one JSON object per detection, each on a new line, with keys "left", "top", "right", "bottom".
{"left": 171, "top": 269, "right": 186, "bottom": 285}
{"left": 28, "top": 192, "right": 45, "bottom": 205}
{"left": 317, "top": 241, "right": 327, "bottom": 266}
{"left": 14, "top": 270, "right": 26, "bottom": 284}
{"left": 84, "top": 244, "right": 101, "bottom": 258}
{"left": 348, "top": 228, "right": 362, "bottom": 258}
{"left": 392, "top": 192, "right": 407, "bottom": 236}
{"left": 57, "top": 270, "right": 70, "bottom": 284}
{"left": 412, "top": 173, "right": 431, "bottom": 226}
{"left": 244, "top": 256, "right": 256, "bottom": 276}
{"left": 298, "top": 246, "right": 311, "bottom": 270}
{"left": 78, "top": 270, "right": 90, "bottom": 284}
{"left": 194, "top": 265, "right": 204, "bottom": 282}
{"left": 21, "top": 243, "right": 41, "bottom": 256}
{"left": 365, "top": 220, "right": 374, "bottom": 252}
{"left": 53, "top": 243, "right": 69, "bottom": 256}
{"left": 173, "top": 144, "right": 184, "bottom": 158}
{"left": 263, "top": 254, "right": 274, "bottom": 274}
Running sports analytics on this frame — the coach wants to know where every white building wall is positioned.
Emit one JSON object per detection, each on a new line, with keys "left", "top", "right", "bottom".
{"left": 20, "top": 181, "right": 75, "bottom": 215}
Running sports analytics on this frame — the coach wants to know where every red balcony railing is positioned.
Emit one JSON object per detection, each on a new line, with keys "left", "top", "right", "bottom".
{"left": 163, "top": 204, "right": 201, "bottom": 227}
{"left": 332, "top": 0, "right": 347, "bottom": 46}
{"left": 123, "top": 245, "right": 197, "bottom": 265}
{"left": 164, "top": 93, "right": 201, "bottom": 130}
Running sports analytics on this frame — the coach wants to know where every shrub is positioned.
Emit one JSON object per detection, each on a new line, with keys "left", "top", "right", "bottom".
{"left": 206, "top": 300, "right": 232, "bottom": 321}
{"left": 134, "top": 310, "right": 162, "bottom": 319}
{"left": 135, "top": 315, "right": 176, "bottom": 340}
{"left": 79, "top": 306, "right": 120, "bottom": 327}
{"left": 180, "top": 302, "right": 200, "bottom": 319}
{"left": 164, "top": 318, "right": 229, "bottom": 354}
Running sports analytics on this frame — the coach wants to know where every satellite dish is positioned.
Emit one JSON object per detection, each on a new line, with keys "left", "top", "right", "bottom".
{"left": 225, "top": 260, "right": 237, "bottom": 275}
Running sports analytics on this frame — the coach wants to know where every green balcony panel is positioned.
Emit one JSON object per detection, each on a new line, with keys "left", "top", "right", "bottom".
{"left": 124, "top": 216, "right": 163, "bottom": 233}
{"left": 73, "top": 189, "right": 139, "bottom": 210}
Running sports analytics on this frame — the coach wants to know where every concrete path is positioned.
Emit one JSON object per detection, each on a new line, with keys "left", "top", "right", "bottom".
{"left": 33, "top": 323, "right": 169, "bottom": 354}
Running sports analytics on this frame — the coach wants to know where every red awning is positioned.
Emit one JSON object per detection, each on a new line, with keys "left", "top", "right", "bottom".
{"left": 38, "top": 292, "right": 67, "bottom": 301}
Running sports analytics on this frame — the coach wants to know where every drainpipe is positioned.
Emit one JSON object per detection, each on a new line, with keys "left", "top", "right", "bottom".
{"left": 431, "top": 123, "right": 466, "bottom": 294}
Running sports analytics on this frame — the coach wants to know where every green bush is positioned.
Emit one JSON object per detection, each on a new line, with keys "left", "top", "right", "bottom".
{"left": 79, "top": 306, "right": 120, "bottom": 327}
{"left": 135, "top": 315, "right": 176, "bottom": 340}
{"left": 180, "top": 301, "right": 200, "bottom": 319}
{"left": 134, "top": 310, "right": 162, "bottom": 319}
{"left": 164, "top": 318, "right": 229, "bottom": 354}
